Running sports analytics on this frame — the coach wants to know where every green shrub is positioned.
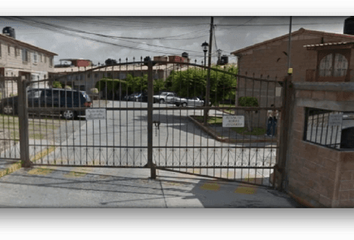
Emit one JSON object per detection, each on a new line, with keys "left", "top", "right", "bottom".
{"left": 52, "top": 81, "right": 62, "bottom": 88}
{"left": 238, "top": 96, "right": 258, "bottom": 107}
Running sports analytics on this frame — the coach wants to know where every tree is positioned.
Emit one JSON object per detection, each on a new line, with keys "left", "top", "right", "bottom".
{"left": 125, "top": 74, "right": 148, "bottom": 93}
{"left": 95, "top": 78, "right": 127, "bottom": 99}
{"left": 238, "top": 96, "right": 259, "bottom": 132}
{"left": 168, "top": 68, "right": 206, "bottom": 98}
{"left": 153, "top": 78, "right": 166, "bottom": 94}
{"left": 167, "top": 66, "right": 237, "bottom": 105}
{"left": 52, "top": 81, "right": 62, "bottom": 88}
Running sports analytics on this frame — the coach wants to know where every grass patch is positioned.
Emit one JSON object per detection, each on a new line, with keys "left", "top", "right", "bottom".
{"left": 0, "top": 114, "right": 61, "bottom": 141}
{"left": 29, "top": 133, "right": 45, "bottom": 140}
{"left": 218, "top": 104, "right": 235, "bottom": 114}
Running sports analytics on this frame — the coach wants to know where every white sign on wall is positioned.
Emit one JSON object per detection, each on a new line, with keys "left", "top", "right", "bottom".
{"left": 275, "top": 87, "right": 282, "bottom": 97}
{"left": 328, "top": 113, "right": 343, "bottom": 126}
{"left": 86, "top": 108, "right": 106, "bottom": 121}
{"left": 222, "top": 115, "right": 245, "bottom": 128}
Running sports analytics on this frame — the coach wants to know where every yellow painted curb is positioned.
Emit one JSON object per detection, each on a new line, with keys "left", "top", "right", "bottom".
{"left": 200, "top": 182, "right": 220, "bottom": 191}
{"left": 31, "top": 146, "right": 56, "bottom": 163}
{"left": 235, "top": 186, "right": 257, "bottom": 194}
{"left": 0, "top": 161, "right": 21, "bottom": 178}
{"left": 0, "top": 146, "right": 56, "bottom": 179}
{"left": 28, "top": 167, "right": 55, "bottom": 175}
{"left": 64, "top": 167, "right": 92, "bottom": 178}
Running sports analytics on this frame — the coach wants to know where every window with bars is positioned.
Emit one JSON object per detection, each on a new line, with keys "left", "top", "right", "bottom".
{"left": 304, "top": 108, "right": 354, "bottom": 150}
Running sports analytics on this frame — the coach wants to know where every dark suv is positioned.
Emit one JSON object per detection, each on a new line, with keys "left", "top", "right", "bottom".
{"left": 0, "top": 88, "right": 92, "bottom": 120}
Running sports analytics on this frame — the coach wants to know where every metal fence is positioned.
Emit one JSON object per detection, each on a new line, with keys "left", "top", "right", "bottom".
{"left": 1, "top": 59, "right": 286, "bottom": 187}
{"left": 0, "top": 77, "right": 21, "bottom": 161}
{"left": 304, "top": 108, "right": 354, "bottom": 150}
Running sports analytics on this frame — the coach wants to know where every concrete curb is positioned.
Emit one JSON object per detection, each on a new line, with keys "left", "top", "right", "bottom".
{"left": 189, "top": 115, "right": 277, "bottom": 144}
{"left": 0, "top": 146, "right": 56, "bottom": 179}
{"left": 0, "top": 161, "right": 22, "bottom": 178}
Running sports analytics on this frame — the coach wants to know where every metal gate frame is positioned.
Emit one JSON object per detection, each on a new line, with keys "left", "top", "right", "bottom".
{"left": 14, "top": 59, "right": 289, "bottom": 188}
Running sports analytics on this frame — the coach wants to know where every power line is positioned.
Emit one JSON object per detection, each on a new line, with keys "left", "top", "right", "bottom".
{"left": 15, "top": 17, "right": 208, "bottom": 41}
{"left": 11, "top": 17, "right": 207, "bottom": 57}
{"left": 216, "top": 22, "right": 344, "bottom": 26}
{"left": 82, "top": 16, "right": 210, "bottom": 26}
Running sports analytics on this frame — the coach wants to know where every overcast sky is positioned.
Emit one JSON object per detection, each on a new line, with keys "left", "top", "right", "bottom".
{"left": 0, "top": 16, "right": 349, "bottom": 65}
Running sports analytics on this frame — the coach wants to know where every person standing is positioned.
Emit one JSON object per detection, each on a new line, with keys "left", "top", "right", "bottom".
{"left": 265, "top": 104, "right": 278, "bottom": 137}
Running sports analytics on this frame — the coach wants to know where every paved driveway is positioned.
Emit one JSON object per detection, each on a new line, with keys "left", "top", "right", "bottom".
{"left": 0, "top": 100, "right": 301, "bottom": 207}
{"left": 22, "top": 101, "right": 276, "bottom": 185}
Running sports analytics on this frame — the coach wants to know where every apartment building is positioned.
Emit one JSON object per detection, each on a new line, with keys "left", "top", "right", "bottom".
{"left": 0, "top": 27, "right": 58, "bottom": 97}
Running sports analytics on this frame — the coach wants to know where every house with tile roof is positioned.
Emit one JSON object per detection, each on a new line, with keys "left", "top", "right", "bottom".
{"left": 231, "top": 28, "right": 354, "bottom": 83}
{"left": 229, "top": 27, "right": 354, "bottom": 129}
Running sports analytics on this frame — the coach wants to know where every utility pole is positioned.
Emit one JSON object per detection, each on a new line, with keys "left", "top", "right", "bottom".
{"left": 278, "top": 16, "right": 293, "bottom": 191}
{"left": 204, "top": 17, "right": 214, "bottom": 126}
{"left": 287, "top": 16, "right": 292, "bottom": 73}
{"left": 217, "top": 49, "right": 222, "bottom": 65}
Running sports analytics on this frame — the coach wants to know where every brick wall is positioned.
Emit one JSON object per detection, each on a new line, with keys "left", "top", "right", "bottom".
{"left": 286, "top": 83, "right": 354, "bottom": 207}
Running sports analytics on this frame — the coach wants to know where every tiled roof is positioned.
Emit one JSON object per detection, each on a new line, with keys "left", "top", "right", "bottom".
{"left": 303, "top": 41, "right": 354, "bottom": 48}
{"left": 231, "top": 28, "right": 354, "bottom": 56}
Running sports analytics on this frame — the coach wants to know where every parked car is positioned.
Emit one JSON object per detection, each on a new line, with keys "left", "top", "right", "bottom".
{"left": 0, "top": 88, "right": 92, "bottom": 120}
{"left": 153, "top": 91, "right": 179, "bottom": 104}
{"left": 135, "top": 92, "right": 148, "bottom": 102}
{"left": 175, "top": 97, "right": 210, "bottom": 107}
{"left": 124, "top": 92, "right": 140, "bottom": 101}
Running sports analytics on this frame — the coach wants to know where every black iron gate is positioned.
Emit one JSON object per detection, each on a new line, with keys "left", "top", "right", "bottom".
{"left": 6, "top": 59, "right": 286, "bottom": 188}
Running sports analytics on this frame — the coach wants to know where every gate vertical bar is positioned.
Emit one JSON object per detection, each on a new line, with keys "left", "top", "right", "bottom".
{"left": 147, "top": 60, "right": 156, "bottom": 179}
{"left": 277, "top": 75, "right": 292, "bottom": 190}
{"left": 204, "top": 17, "right": 213, "bottom": 126}
{"left": 18, "top": 76, "right": 31, "bottom": 167}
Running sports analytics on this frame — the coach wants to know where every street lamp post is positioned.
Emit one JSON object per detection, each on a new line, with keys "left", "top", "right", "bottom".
{"left": 201, "top": 41, "right": 209, "bottom": 67}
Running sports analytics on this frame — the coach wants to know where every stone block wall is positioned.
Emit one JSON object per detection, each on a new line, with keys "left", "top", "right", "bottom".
{"left": 286, "top": 82, "right": 354, "bottom": 207}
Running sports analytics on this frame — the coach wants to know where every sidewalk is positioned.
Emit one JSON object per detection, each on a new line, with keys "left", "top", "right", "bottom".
{"left": 0, "top": 145, "right": 300, "bottom": 207}
{"left": 0, "top": 165, "right": 302, "bottom": 207}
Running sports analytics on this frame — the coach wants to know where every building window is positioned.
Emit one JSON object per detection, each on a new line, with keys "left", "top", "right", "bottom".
{"left": 49, "top": 57, "right": 53, "bottom": 67}
{"left": 0, "top": 43, "right": 2, "bottom": 57}
{"left": 8, "top": 45, "right": 10, "bottom": 55}
{"left": 22, "top": 49, "right": 28, "bottom": 62}
{"left": 33, "top": 52, "right": 37, "bottom": 64}
{"left": 44, "top": 56, "right": 47, "bottom": 63}
{"left": 15, "top": 47, "right": 19, "bottom": 57}
{"left": 319, "top": 53, "right": 348, "bottom": 77}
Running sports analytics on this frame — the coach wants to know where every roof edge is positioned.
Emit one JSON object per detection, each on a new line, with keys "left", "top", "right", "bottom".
{"left": 231, "top": 28, "right": 306, "bottom": 56}
{"left": 231, "top": 28, "right": 354, "bottom": 56}
{"left": 0, "top": 34, "right": 58, "bottom": 56}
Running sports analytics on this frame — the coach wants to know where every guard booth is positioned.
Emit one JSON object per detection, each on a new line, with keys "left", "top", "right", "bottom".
{"left": 285, "top": 82, "right": 354, "bottom": 207}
